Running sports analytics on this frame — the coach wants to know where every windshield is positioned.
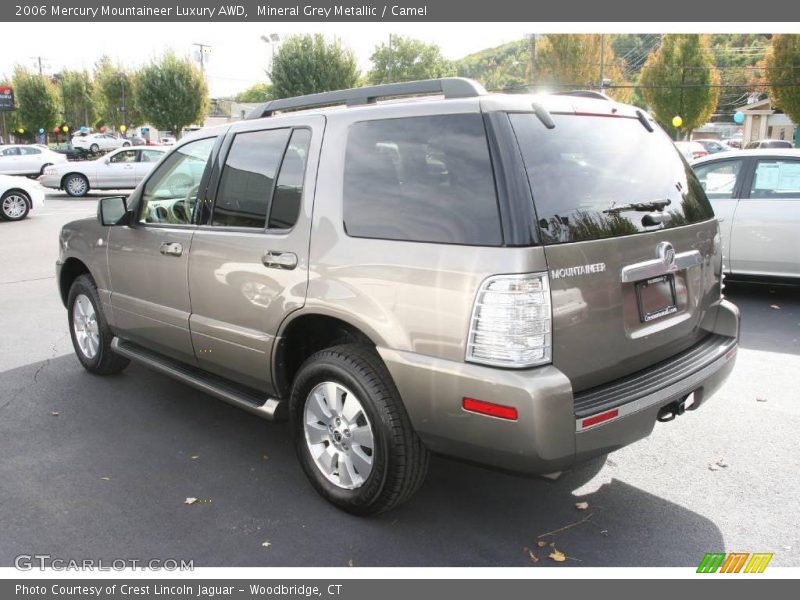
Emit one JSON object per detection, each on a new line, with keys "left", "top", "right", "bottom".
{"left": 510, "top": 112, "right": 714, "bottom": 244}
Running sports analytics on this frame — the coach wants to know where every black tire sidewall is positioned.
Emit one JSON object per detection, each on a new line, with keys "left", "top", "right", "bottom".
{"left": 291, "top": 354, "right": 391, "bottom": 513}
{"left": 67, "top": 276, "right": 109, "bottom": 371}
{"left": 1, "top": 190, "right": 31, "bottom": 221}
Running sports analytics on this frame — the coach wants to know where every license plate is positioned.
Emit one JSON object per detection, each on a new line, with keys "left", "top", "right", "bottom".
{"left": 636, "top": 274, "right": 678, "bottom": 323}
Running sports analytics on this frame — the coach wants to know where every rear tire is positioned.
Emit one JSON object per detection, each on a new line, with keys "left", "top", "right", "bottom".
{"left": 1, "top": 190, "right": 31, "bottom": 221}
{"left": 290, "top": 344, "right": 429, "bottom": 515}
{"left": 67, "top": 274, "right": 129, "bottom": 375}
{"left": 64, "top": 174, "right": 89, "bottom": 197}
{"left": 90, "top": 143, "right": 99, "bottom": 153}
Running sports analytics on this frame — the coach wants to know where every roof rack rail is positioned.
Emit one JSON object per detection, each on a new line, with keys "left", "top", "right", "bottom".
{"left": 247, "top": 77, "right": 487, "bottom": 119}
{"left": 552, "top": 90, "right": 613, "bottom": 101}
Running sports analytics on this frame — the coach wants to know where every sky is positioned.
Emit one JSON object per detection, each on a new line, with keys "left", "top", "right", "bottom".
{"left": 0, "top": 22, "right": 532, "bottom": 97}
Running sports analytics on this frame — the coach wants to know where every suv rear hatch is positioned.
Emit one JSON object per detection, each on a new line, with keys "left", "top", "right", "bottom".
{"left": 508, "top": 101, "right": 721, "bottom": 392}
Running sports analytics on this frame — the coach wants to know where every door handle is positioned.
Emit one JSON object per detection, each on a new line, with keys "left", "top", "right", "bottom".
{"left": 262, "top": 250, "right": 298, "bottom": 270}
{"left": 159, "top": 242, "right": 183, "bottom": 257}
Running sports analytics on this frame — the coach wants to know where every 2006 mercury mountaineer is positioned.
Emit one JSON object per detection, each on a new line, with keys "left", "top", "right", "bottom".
{"left": 57, "top": 78, "right": 739, "bottom": 514}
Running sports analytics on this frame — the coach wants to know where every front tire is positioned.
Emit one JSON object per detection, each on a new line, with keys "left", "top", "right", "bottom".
{"left": 90, "top": 143, "right": 99, "bottom": 153}
{"left": 290, "top": 344, "right": 429, "bottom": 515}
{"left": 0, "top": 190, "right": 31, "bottom": 221}
{"left": 64, "top": 173, "right": 89, "bottom": 197}
{"left": 67, "top": 274, "right": 129, "bottom": 375}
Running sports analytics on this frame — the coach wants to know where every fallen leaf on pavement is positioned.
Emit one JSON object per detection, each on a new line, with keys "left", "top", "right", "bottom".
{"left": 262, "top": 454, "right": 269, "bottom": 460}
{"left": 184, "top": 497, "right": 198, "bottom": 505}
{"left": 549, "top": 550, "right": 566, "bottom": 562}
{"left": 536, "top": 541, "right": 547, "bottom": 548}
{"left": 528, "top": 550, "right": 539, "bottom": 564}
{"left": 756, "top": 396, "right": 768, "bottom": 403}
{"left": 347, "top": 559, "right": 354, "bottom": 567}
{"left": 191, "top": 455, "right": 199, "bottom": 460}
{"left": 575, "top": 501, "right": 589, "bottom": 510}
{"left": 51, "top": 411, "right": 60, "bottom": 416}
{"left": 261, "top": 541, "right": 271, "bottom": 548}
{"left": 708, "top": 464, "right": 719, "bottom": 471}
{"left": 716, "top": 459, "right": 728, "bottom": 468}
{"left": 770, "top": 305, "right": 780, "bottom": 310}
{"left": 100, "top": 476, "right": 110, "bottom": 481}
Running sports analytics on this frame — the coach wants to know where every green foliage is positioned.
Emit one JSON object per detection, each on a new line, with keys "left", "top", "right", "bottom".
{"left": 135, "top": 53, "right": 209, "bottom": 139}
{"left": 640, "top": 35, "right": 721, "bottom": 136}
{"left": 95, "top": 56, "right": 142, "bottom": 129}
{"left": 455, "top": 40, "right": 529, "bottom": 91}
{"left": 236, "top": 82, "right": 272, "bottom": 103}
{"left": 367, "top": 36, "right": 455, "bottom": 84}
{"left": 270, "top": 34, "right": 359, "bottom": 99}
{"left": 55, "top": 69, "right": 98, "bottom": 129}
{"left": 765, "top": 34, "right": 800, "bottom": 126}
{"left": 12, "top": 67, "right": 59, "bottom": 137}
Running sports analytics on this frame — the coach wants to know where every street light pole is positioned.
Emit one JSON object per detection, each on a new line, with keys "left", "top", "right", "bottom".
{"left": 193, "top": 42, "right": 212, "bottom": 74}
{"left": 260, "top": 34, "right": 280, "bottom": 79}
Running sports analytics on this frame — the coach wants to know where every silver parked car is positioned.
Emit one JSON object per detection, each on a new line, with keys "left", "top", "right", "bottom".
{"left": 692, "top": 149, "right": 800, "bottom": 280}
{"left": 0, "top": 144, "right": 68, "bottom": 176}
{"left": 40, "top": 146, "right": 166, "bottom": 197}
{"left": 57, "top": 79, "right": 739, "bottom": 514}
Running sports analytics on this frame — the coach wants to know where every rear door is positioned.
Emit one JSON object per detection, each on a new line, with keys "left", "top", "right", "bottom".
{"left": 509, "top": 109, "right": 720, "bottom": 391}
{"left": 0, "top": 146, "right": 22, "bottom": 174}
{"left": 187, "top": 115, "right": 323, "bottom": 393}
{"left": 730, "top": 156, "right": 800, "bottom": 277}
{"left": 97, "top": 148, "right": 138, "bottom": 188}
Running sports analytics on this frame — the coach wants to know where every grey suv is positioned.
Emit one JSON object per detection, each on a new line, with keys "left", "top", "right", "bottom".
{"left": 57, "top": 78, "right": 740, "bottom": 514}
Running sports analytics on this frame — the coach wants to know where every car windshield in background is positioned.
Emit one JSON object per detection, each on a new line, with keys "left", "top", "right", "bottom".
{"left": 510, "top": 113, "right": 714, "bottom": 244}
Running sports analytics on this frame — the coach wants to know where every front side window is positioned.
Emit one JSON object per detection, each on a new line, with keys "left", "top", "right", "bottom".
{"left": 212, "top": 128, "right": 291, "bottom": 228}
{"left": 1, "top": 147, "right": 20, "bottom": 156}
{"left": 693, "top": 160, "right": 744, "bottom": 199}
{"left": 141, "top": 149, "right": 164, "bottom": 163}
{"left": 139, "top": 137, "right": 215, "bottom": 225}
{"left": 109, "top": 150, "right": 138, "bottom": 163}
{"left": 343, "top": 114, "right": 502, "bottom": 246}
{"left": 750, "top": 159, "right": 800, "bottom": 199}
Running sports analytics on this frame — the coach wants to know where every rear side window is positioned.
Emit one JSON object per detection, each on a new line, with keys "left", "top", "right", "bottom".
{"left": 510, "top": 113, "right": 714, "bottom": 244}
{"left": 213, "top": 128, "right": 291, "bottom": 228}
{"left": 750, "top": 159, "right": 800, "bottom": 199}
{"left": 693, "top": 159, "right": 744, "bottom": 199}
{"left": 343, "top": 114, "right": 502, "bottom": 246}
{"left": 269, "top": 129, "right": 311, "bottom": 229}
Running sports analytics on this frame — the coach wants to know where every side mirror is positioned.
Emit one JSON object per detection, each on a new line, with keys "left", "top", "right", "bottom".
{"left": 97, "top": 196, "right": 129, "bottom": 226}
{"left": 103, "top": 157, "right": 111, "bottom": 164}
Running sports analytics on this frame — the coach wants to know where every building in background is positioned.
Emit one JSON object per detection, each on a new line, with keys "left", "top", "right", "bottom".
{"left": 738, "top": 98, "right": 797, "bottom": 146}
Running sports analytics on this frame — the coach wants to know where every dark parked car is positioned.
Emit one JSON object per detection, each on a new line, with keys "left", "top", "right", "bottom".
{"left": 745, "top": 139, "right": 794, "bottom": 149}
{"left": 696, "top": 139, "right": 734, "bottom": 154}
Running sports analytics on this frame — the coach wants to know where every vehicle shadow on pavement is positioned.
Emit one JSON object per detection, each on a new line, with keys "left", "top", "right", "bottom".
{"left": 724, "top": 282, "right": 800, "bottom": 356}
{"left": 0, "top": 355, "right": 723, "bottom": 568}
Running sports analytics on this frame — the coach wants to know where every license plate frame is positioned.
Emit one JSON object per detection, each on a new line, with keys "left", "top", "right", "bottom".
{"left": 635, "top": 274, "right": 678, "bottom": 323}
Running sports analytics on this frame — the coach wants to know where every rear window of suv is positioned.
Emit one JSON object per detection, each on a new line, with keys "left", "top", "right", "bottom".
{"left": 510, "top": 113, "right": 714, "bottom": 244}
{"left": 343, "top": 114, "right": 502, "bottom": 246}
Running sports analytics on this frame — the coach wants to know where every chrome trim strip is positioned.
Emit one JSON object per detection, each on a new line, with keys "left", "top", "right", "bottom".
{"left": 111, "top": 337, "right": 283, "bottom": 420}
{"left": 620, "top": 250, "right": 703, "bottom": 283}
{"left": 575, "top": 343, "right": 736, "bottom": 432}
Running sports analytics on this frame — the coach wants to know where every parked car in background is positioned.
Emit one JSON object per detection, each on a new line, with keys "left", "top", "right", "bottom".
{"left": 72, "top": 133, "right": 131, "bottom": 153}
{"left": 695, "top": 139, "right": 734, "bottom": 154}
{"left": 127, "top": 135, "right": 146, "bottom": 146}
{"left": 744, "top": 139, "right": 794, "bottom": 150}
{"left": 675, "top": 140, "right": 709, "bottom": 161}
{"left": 692, "top": 148, "right": 800, "bottom": 280}
{"left": 40, "top": 146, "right": 166, "bottom": 197}
{"left": 0, "top": 174, "right": 46, "bottom": 220}
{"left": 0, "top": 144, "right": 68, "bottom": 176}
{"left": 159, "top": 136, "right": 177, "bottom": 146}
{"left": 51, "top": 143, "right": 89, "bottom": 161}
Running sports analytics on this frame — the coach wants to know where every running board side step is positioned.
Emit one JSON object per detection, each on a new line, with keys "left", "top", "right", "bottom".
{"left": 111, "top": 337, "right": 286, "bottom": 421}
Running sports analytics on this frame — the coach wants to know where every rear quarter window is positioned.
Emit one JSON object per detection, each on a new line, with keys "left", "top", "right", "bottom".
{"left": 342, "top": 113, "right": 502, "bottom": 246}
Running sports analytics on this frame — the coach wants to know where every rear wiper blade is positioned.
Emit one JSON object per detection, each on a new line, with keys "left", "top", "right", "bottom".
{"left": 603, "top": 199, "right": 672, "bottom": 214}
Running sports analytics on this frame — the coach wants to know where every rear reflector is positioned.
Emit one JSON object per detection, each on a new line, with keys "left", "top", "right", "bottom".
{"left": 462, "top": 397, "right": 518, "bottom": 421}
{"left": 580, "top": 409, "right": 619, "bottom": 430}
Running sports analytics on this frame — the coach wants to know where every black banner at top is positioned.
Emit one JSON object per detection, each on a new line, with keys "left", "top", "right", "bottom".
{"left": 3, "top": 0, "right": 800, "bottom": 22}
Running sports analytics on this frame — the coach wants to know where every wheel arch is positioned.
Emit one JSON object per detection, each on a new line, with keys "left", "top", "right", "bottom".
{"left": 61, "top": 172, "right": 89, "bottom": 190}
{"left": 58, "top": 257, "right": 92, "bottom": 307}
{"left": 1, "top": 187, "right": 33, "bottom": 208}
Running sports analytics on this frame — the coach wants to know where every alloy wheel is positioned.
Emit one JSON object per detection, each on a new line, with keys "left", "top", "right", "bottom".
{"left": 2, "top": 194, "right": 28, "bottom": 219}
{"left": 72, "top": 294, "right": 100, "bottom": 359}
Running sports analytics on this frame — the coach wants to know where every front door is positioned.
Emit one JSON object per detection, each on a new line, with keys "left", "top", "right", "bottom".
{"left": 107, "top": 136, "right": 217, "bottom": 362}
{"left": 187, "top": 116, "right": 323, "bottom": 393}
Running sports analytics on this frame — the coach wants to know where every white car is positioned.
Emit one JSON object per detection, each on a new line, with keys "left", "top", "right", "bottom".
{"left": 72, "top": 133, "right": 131, "bottom": 153}
{"left": 0, "top": 144, "right": 68, "bottom": 177}
{"left": 674, "top": 141, "right": 709, "bottom": 161}
{"left": 159, "top": 136, "right": 177, "bottom": 146}
{"left": 0, "top": 174, "right": 46, "bottom": 221}
{"left": 39, "top": 146, "right": 167, "bottom": 197}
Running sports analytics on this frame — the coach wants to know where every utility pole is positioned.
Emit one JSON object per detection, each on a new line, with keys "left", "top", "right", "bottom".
{"left": 527, "top": 34, "right": 537, "bottom": 91}
{"left": 193, "top": 43, "right": 211, "bottom": 75}
{"left": 388, "top": 33, "right": 394, "bottom": 83}
{"left": 31, "top": 56, "right": 46, "bottom": 77}
{"left": 599, "top": 34, "right": 605, "bottom": 90}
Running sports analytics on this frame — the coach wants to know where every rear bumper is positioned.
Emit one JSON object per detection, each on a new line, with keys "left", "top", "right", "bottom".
{"left": 379, "top": 298, "right": 739, "bottom": 475}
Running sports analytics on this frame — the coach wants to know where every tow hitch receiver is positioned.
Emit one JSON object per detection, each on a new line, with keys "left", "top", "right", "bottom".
{"left": 657, "top": 393, "right": 696, "bottom": 422}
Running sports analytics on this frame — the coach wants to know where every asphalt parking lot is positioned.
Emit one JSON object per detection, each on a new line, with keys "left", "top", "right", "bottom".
{"left": 1, "top": 192, "right": 798, "bottom": 567}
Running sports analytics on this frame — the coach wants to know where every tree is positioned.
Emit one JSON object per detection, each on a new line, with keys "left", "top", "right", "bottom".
{"left": 94, "top": 56, "right": 141, "bottom": 130}
{"left": 367, "top": 35, "right": 455, "bottom": 84}
{"left": 12, "top": 66, "right": 59, "bottom": 139}
{"left": 135, "top": 53, "right": 208, "bottom": 139}
{"left": 455, "top": 39, "right": 529, "bottom": 92}
{"left": 764, "top": 34, "right": 800, "bottom": 127}
{"left": 639, "top": 35, "right": 721, "bottom": 138}
{"left": 54, "top": 69, "right": 98, "bottom": 130}
{"left": 236, "top": 82, "right": 272, "bottom": 103}
{"left": 270, "top": 34, "right": 359, "bottom": 99}
{"left": 533, "top": 34, "right": 633, "bottom": 103}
